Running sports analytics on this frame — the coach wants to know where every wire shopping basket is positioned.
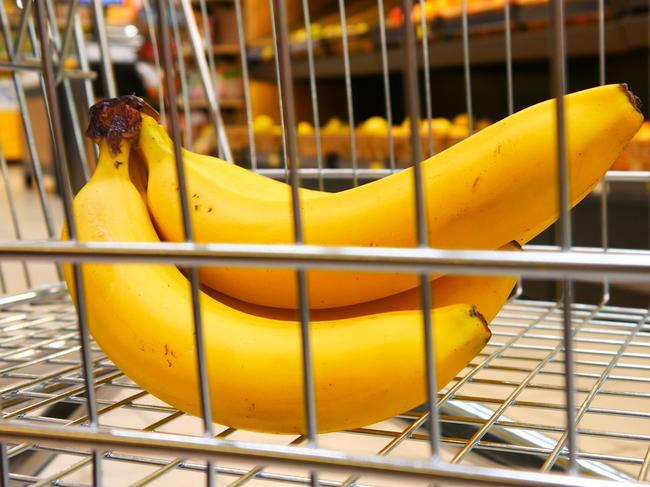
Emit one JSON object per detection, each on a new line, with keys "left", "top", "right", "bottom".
{"left": 1, "top": 0, "right": 650, "bottom": 485}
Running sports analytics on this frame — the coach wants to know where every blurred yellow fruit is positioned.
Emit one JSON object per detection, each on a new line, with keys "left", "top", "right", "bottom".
{"left": 368, "top": 160, "right": 386, "bottom": 170}
{"left": 323, "top": 117, "right": 346, "bottom": 134}
{"left": 634, "top": 120, "right": 650, "bottom": 141}
{"left": 254, "top": 114, "right": 275, "bottom": 132}
{"left": 453, "top": 113, "right": 469, "bottom": 127}
{"left": 448, "top": 124, "right": 469, "bottom": 139}
{"left": 267, "top": 153, "right": 281, "bottom": 168}
{"left": 360, "top": 116, "right": 389, "bottom": 135}
{"left": 297, "top": 121, "right": 314, "bottom": 135}
{"left": 477, "top": 118, "right": 492, "bottom": 131}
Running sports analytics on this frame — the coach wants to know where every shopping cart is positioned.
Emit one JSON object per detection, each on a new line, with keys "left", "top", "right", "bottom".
{"left": 1, "top": 0, "right": 650, "bottom": 485}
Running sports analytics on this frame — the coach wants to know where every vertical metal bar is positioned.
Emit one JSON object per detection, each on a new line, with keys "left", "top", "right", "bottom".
{"left": 73, "top": 10, "right": 98, "bottom": 124}
{"left": 402, "top": 0, "right": 439, "bottom": 459}
{"left": 337, "top": 0, "right": 357, "bottom": 186}
{"left": 179, "top": 0, "right": 232, "bottom": 163}
{"left": 377, "top": 0, "right": 395, "bottom": 169}
{"left": 0, "top": 145, "right": 31, "bottom": 288}
{"left": 91, "top": 0, "right": 116, "bottom": 98}
{"left": 142, "top": 0, "right": 166, "bottom": 123}
{"left": 419, "top": 0, "right": 434, "bottom": 157}
{"left": 34, "top": 2, "right": 101, "bottom": 486}
{"left": 598, "top": 0, "right": 606, "bottom": 86}
{"left": 504, "top": 0, "right": 514, "bottom": 117}
{"left": 170, "top": 0, "right": 193, "bottom": 150}
{"left": 273, "top": 3, "right": 318, "bottom": 485}
{"left": 597, "top": 0, "right": 610, "bottom": 305}
{"left": 550, "top": 0, "right": 576, "bottom": 474}
{"left": 267, "top": 0, "right": 289, "bottom": 181}
{"left": 0, "top": 264, "right": 5, "bottom": 294}
{"left": 157, "top": 3, "right": 214, "bottom": 487}
{"left": 301, "top": 0, "right": 324, "bottom": 190}
{"left": 0, "top": 443, "right": 8, "bottom": 487}
{"left": 461, "top": 0, "right": 474, "bottom": 135}
{"left": 504, "top": 0, "right": 518, "bottom": 297}
{"left": 55, "top": 0, "right": 79, "bottom": 82}
{"left": 196, "top": 0, "right": 224, "bottom": 159}
{"left": 0, "top": 1, "right": 57, "bottom": 244}
{"left": 639, "top": 444, "right": 650, "bottom": 481}
{"left": 12, "top": 0, "right": 32, "bottom": 59}
{"left": 234, "top": 0, "right": 257, "bottom": 169}
{"left": 44, "top": 0, "right": 91, "bottom": 184}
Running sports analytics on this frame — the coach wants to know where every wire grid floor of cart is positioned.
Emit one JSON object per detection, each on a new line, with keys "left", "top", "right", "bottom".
{"left": 1, "top": 287, "right": 649, "bottom": 485}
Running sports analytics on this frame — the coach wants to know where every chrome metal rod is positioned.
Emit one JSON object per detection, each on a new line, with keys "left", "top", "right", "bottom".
{"left": 179, "top": 0, "right": 232, "bottom": 162}
{"left": 504, "top": 0, "right": 514, "bottom": 116}
{"left": 338, "top": 0, "right": 357, "bottom": 186}
{"left": 541, "top": 308, "right": 648, "bottom": 472}
{"left": 0, "top": 421, "right": 644, "bottom": 487}
{"left": 142, "top": 0, "right": 165, "bottom": 123}
{"left": 169, "top": 0, "right": 193, "bottom": 150}
{"left": 0, "top": 142, "right": 31, "bottom": 288}
{"left": 272, "top": 0, "right": 318, "bottom": 460}
{"left": 91, "top": 0, "right": 116, "bottom": 98}
{"left": 402, "top": 0, "right": 438, "bottom": 460}
{"left": 234, "top": 0, "right": 256, "bottom": 169}
{"left": 419, "top": 0, "right": 434, "bottom": 157}
{"left": 9, "top": 242, "right": 650, "bottom": 281}
{"left": 34, "top": 0, "right": 100, "bottom": 449}
{"left": 0, "top": 443, "right": 8, "bottom": 487}
{"left": 12, "top": 0, "right": 32, "bottom": 60}
{"left": 598, "top": 0, "right": 606, "bottom": 86}
{"left": 54, "top": 0, "right": 79, "bottom": 82}
{"left": 156, "top": 8, "right": 214, "bottom": 487}
{"left": 377, "top": 0, "right": 395, "bottom": 168}
{"left": 301, "top": 0, "right": 324, "bottom": 190}
{"left": 73, "top": 10, "right": 98, "bottom": 161}
{"left": 461, "top": 0, "right": 474, "bottom": 135}
{"left": 267, "top": 0, "right": 289, "bottom": 181}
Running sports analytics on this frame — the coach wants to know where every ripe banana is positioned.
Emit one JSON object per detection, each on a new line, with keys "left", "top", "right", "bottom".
{"left": 137, "top": 84, "right": 643, "bottom": 309}
{"left": 64, "top": 125, "right": 502, "bottom": 434}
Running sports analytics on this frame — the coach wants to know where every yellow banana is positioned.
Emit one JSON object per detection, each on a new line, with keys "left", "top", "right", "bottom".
{"left": 64, "top": 131, "right": 494, "bottom": 434}
{"left": 138, "top": 84, "right": 642, "bottom": 309}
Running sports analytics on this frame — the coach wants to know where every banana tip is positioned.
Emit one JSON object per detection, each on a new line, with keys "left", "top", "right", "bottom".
{"left": 620, "top": 83, "right": 643, "bottom": 114}
{"left": 86, "top": 95, "right": 160, "bottom": 155}
{"left": 469, "top": 305, "right": 490, "bottom": 334}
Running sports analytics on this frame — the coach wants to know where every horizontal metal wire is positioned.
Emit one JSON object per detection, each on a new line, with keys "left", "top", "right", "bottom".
{"left": 5, "top": 242, "right": 650, "bottom": 282}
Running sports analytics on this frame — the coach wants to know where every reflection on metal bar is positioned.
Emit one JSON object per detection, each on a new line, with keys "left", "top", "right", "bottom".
{"left": 91, "top": 0, "right": 116, "bottom": 98}
{"left": 272, "top": 0, "right": 318, "bottom": 468}
{"left": 0, "top": 60, "right": 96, "bottom": 78}
{"left": 1, "top": 421, "right": 645, "bottom": 487}
{"left": 234, "top": 0, "right": 256, "bottom": 169}
{"left": 461, "top": 0, "right": 474, "bottom": 135}
{"left": 155, "top": 10, "right": 215, "bottom": 487}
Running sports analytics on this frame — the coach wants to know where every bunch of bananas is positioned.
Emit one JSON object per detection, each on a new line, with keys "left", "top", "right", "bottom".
{"left": 64, "top": 84, "right": 642, "bottom": 434}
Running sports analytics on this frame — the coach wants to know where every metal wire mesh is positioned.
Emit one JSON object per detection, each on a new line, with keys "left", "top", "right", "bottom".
{"left": 0, "top": 0, "right": 649, "bottom": 486}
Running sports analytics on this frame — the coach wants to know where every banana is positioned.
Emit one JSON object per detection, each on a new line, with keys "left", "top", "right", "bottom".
{"left": 64, "top": 129, "right": 494, "bottom": 434}
{"left": 137, "top": 84, "right": 643, "bottom": 309}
